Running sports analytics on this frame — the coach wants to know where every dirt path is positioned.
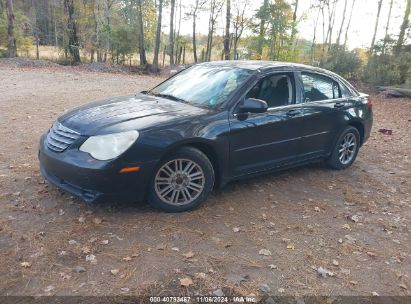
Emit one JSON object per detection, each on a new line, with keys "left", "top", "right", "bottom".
{"left": 0, "top": 64, "right": 410, "bottom": 298}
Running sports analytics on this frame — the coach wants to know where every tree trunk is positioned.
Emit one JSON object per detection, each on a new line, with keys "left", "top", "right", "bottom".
{"left": 137, "top": 0, "right": 147, "bottom": 65}
{"left": 382, "top": 0, "right": 394, "bottom": 54}
{"left": 395, "top": 0, "right": 411, "bottom": 53}
{"left": 369, "top": 0, "right": 383, "bottom": 55}
{"left": 311, "top": 4, "right": 321, "bottom": 63}
{"left": 6, "top": 0, "right": 17, "bottom": 58}
{"left": 169, "top": 0, "right": 175, "bottom": 65}
{"left": 223, "top": 0, "right": 230, "bottom": 60}
{"left": 192, "top": 0, "right": 198, "bottom": 63}
{"left": 64, "top": 0, "right": 81, "bottom": 64}
{"left": 336, "top": 0, "right": 348, "bottom": 46}
{"left": 290, "top": 0, "right": 299, "bottom": 52}
{"left": 343, "top": 0, "right": 356, "bottom": 48}
{"left": 36, "top": 36, "right": 40, "bottom": 59}
{"left": 153, "top": 0, "right": 163, "bottom": 72}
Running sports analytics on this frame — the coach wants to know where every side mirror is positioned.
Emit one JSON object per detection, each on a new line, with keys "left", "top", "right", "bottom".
{"left": 239, "top": 98, "right": 268, "bottom": 114}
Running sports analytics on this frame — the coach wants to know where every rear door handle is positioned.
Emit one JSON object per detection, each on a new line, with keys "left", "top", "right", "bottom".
{"left": 286, "top": 109, "right": 301, "bottom": 116}
{"left": 334, "top": 102, "right": 345, "bottom": 108}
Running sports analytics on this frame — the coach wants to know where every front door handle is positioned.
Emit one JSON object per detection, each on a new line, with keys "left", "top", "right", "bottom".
{"left": 334, "top": 102, "right": 345, "bottom": 108}
{"left": 286, "top": 109, "right": 301, "bottom": 116}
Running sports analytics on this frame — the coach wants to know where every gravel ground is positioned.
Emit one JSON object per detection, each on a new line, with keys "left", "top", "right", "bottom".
{"left": 0, "top": 62, "right": 410, "bottom": 298}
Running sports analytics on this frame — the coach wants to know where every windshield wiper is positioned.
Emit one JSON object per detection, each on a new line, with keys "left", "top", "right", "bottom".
{"left": 150, "top": 92, "right": 189, "bottom": 104}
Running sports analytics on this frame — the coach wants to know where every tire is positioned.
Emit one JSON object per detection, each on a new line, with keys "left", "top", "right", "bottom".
{"left": 147, "top": 147, "right": 215, "bottom": 212}
{"left": 327, "top": 126, "right": 360, "bottom": 170}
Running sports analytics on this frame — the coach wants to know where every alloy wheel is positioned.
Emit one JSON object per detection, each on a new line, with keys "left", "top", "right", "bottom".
{"left": 338, "top": 133, "right": 357, "bottom": 165}
{"left": 154, "top": 159, "right": 205, "bottom": 206}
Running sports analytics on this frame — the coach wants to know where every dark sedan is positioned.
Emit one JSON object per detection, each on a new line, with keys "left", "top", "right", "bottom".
{"left": 39, "top": 61, "right": 373, "bottom": 212}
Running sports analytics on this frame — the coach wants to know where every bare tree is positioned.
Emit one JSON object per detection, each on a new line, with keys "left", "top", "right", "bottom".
{"left": 395, "top": 0, "right": 411, "bottom": 53}
{"left": 206, "top": 0, "right": 223, "bottom": 61}
{"left": 369, "top": 0, "right": 383, "bottom": 55}
{"left": 290, "top": 0, "right": 299, "bottom": 51}
{"left": 310, "top": 2, "right": 323, "bottom": 62}
{"left": 232, "top": 2, "right": 247, "bottom": 60}
{"left": 169, "top": 0, "right": 175, "bottom": 65}
{"left": 382, "top": 0, "right": 394, "bottom": 54}
{"left": 223, "top": 0, "right": 230, "bottom": 60}
{"left": 325, "top": 0, "right": 337, "bottom": 51}
{"left": 343, "top": 0, "right": 356, "bottom": 48}
{"left": 336, "top": 0, "right": 347, "bottom": 46}
{"left": 6, "top": 0, "right": 17, "bottom": 57}
{"left": 153, "top": 0, "right": 163, "bottom": 71}
{"left": 64, "top": 0, "right": 81, "bottom": 63}
{"left": 190, "top": 0, "right": 205, "bottom": 63}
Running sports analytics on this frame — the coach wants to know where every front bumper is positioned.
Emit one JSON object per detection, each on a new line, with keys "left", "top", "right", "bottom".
{"left": 38, "top": 134, "right": 157, "bottom": 203}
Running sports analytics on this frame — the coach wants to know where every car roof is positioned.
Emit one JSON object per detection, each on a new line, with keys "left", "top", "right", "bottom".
{"left": 197, "top": 60, "right": 359, "bottom": 95}
{"left": 199, "top": 60, "right": 335, "bottom": 75}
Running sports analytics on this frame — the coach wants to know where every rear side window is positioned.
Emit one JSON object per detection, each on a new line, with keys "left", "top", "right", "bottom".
{"left": 340, "top": 83, "right": 353, "bottom": 98}
{"left": 301, "top": 72, "right": 340, "bottom": 102}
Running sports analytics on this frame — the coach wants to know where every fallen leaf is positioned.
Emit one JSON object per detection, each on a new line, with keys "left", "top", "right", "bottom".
{"left": 399, "top": 284, "right": 408, "bottom": 290}
{"left": 343, "top": 224, "right": 351, "bottom": 230}
{"left": 72, "top": 266, "right": 86, "bottom": 273}
{"left": 317, "top": 266, "right": 334, "bottom": 278}
{"left": 213, "top": 288, "right": 224, "bottom": 296}
{"left": 194, "top": 272, "right": 206, "bottom": 279}
{"left": 286, "top": 243, "right": 295, "bottom": 250}
{"left": 110, "top": 269, "right": 119, "bottom": 275}
{"left": 259, "top": 249, "right": 272, "bottom": 256}
{"left": 182, "top": 251, "right": 195, "bottom": 259}
{"left": 93, "top": 218, "right": 102, "bottom": 224}
{"left": 180, "top": 277, "right": 193, "bottom": 287}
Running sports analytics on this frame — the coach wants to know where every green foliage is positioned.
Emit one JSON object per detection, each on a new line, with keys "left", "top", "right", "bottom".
{"left": 362, "top": 39, "right": 411, "bottom": 85}
{"left": 322, "top": 46, "right": 362, "bottom": 78}
{"left": 110, "top": 24, "right": 136, "bottom": 62}
{"left": 0, "top": 8, "right": 32, "bottom": 52}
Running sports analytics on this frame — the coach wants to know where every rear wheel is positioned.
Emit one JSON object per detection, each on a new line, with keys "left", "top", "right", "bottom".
{"left": 327, "top": 126, "right": 360, "bottom": 170}
{"left": 147, "top": 147, "right": 214, "bottom": 212}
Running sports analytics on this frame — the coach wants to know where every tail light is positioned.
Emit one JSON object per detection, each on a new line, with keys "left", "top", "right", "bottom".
{"left": 367, "top": 98, "right": 372, "bottom": 110}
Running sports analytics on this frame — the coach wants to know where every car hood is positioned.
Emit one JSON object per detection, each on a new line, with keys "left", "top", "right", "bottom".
{"left": 58, "top": 93, "right": 209, "bottom": 135}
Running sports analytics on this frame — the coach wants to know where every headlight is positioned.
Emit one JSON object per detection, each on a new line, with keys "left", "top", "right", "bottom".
{"left": 79, "top": 130, "right": 139, "bottom": 161}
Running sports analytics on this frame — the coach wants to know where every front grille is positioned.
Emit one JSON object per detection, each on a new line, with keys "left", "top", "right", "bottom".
{"left": 46, "top": 122, "right": 80, "bottom": 152}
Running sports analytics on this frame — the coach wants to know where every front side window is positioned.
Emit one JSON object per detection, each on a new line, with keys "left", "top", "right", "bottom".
{"left": 246, "top": 73, "right": 294, "bottom": 108}
{"left": 301, "top": 72, "right": 340, "bottom": 102}
{"left": 150, "top": 65, "right": 252, "bottom": 107}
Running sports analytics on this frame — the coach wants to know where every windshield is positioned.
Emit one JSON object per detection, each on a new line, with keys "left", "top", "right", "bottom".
{"left": 149, "top": 65, "right": 252, "bottom": 107}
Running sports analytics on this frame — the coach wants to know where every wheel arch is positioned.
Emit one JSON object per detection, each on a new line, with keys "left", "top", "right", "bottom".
{"left": 161, "top": 139, "right": 222, "bottom": 188}
{"left": 348, "top": 121, "right": 365, "bottom": 146}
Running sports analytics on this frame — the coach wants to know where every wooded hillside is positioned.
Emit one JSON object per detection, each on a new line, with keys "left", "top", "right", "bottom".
{"left": 0, "top": 0, "right": 410, "bottom": 85}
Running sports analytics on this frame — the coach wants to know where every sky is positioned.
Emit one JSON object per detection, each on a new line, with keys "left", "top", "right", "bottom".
{"left": 160, "top": 0, "right": 408, "bottom": 50}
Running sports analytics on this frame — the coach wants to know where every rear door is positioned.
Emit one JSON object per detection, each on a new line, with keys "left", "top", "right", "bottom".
{"left": 295, "top": 71, "right": 348, "bottom": 159}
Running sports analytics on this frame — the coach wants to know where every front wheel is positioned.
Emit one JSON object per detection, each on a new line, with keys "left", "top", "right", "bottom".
{"left": 147, "top": 147, "right": 215, "bottom": 212}
{"left": 327, "top": 126, "right": 360, "bottom": 170}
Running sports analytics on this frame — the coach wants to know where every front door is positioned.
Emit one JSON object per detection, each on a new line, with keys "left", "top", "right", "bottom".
{"left": 228, "top": 72, "right": 304, "bottom": 177}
